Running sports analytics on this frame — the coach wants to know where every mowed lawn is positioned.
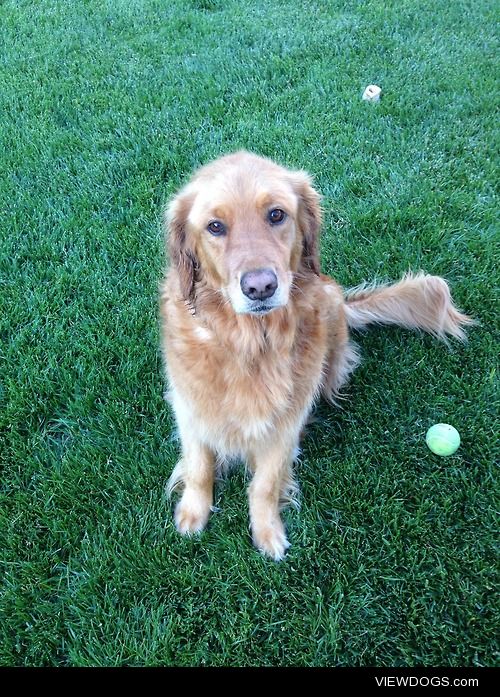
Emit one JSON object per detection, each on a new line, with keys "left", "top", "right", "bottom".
{"left": 0, "top": 0, "right": 498, "bottom": 667}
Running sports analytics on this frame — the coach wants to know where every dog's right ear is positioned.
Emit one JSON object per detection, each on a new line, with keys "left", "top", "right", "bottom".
{"left": 164, "top": 188, "right": 199, "bottom": 303}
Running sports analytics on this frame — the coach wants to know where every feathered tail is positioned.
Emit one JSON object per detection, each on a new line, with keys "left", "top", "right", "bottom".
{"left": 343, "top": 272, "right": 474, "bottom": 341}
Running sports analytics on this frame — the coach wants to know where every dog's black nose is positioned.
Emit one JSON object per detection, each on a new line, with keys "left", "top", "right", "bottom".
{"left": 240, "top": 268, "right": 278, "bottom": 301}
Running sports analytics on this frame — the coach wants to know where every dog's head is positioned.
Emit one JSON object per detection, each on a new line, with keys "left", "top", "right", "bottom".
{"left": 165, "top": 151, "right": 321, "bottom": 315}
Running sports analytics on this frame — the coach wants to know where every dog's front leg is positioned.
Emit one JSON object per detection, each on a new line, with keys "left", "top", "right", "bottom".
{"left": 248, "top": 440, "right": 297, "bottom": 561}
{"left": 169, "top": 430, "right": 215, "bottom": 536}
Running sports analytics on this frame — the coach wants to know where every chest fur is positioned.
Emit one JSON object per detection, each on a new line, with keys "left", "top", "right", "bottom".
{"left": 163, "top": 302, "right": 328, "bottom": 452}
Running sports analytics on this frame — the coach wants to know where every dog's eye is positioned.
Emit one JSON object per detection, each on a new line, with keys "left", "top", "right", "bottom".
{"left": 207, "top": 220, "right": 226, "bottom": 236}
{"left": 268, "top": 208, "right": 286, "bottom": 225}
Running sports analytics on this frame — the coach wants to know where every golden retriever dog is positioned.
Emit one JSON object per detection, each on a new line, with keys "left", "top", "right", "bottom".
{"left": 160, "top": 151, "right": 472, "bottom": 560}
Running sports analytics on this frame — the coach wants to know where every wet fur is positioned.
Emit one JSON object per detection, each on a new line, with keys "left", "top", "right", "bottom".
{"left": 160, "top": 151, "right": 473, "bottom": 560}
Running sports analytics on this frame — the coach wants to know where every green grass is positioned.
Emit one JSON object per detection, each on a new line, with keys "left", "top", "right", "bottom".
{"left": 0, "top": 0, "right": 498, "bottom": 667}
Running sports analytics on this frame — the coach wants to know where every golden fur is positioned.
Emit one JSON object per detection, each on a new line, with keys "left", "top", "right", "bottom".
{"left": 159, "top": 151, "right": 473, "bottom": 560}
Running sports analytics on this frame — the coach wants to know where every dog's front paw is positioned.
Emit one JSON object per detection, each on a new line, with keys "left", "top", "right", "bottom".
{"left": 252, "top": 518, "right": 290, "bottom": 561}
{"left": 174, "top": 489, "right": 211, "bottom": 535}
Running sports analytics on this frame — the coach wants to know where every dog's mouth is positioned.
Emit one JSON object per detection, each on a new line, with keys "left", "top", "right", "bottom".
{"left": 249, "top": 304, "right": 275, "bottom": 316}
{"left": 229, "top": 295, "right": 279, "bottom": 316}
{"left": 233, "top": 302, "right": 279, "bottom": 316}
{"left": 229, "top": 283, "right": 288, "bottom": 316}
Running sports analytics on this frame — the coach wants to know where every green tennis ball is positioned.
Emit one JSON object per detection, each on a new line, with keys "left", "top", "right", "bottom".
{"left": 426, "top": 423, "right": 461, "bottom": 456}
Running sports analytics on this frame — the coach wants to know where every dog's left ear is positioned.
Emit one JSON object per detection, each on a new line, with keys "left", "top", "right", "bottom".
{"left": 291, "top": 171, "right": 322, "bottom": 275}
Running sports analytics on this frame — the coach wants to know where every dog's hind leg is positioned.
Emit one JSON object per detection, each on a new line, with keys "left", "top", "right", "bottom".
{"left": 321, "top": 284, "right": 361, "bottom": 403}
{"left": 321, "top": 334, "right": 361, "bottom": 404}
